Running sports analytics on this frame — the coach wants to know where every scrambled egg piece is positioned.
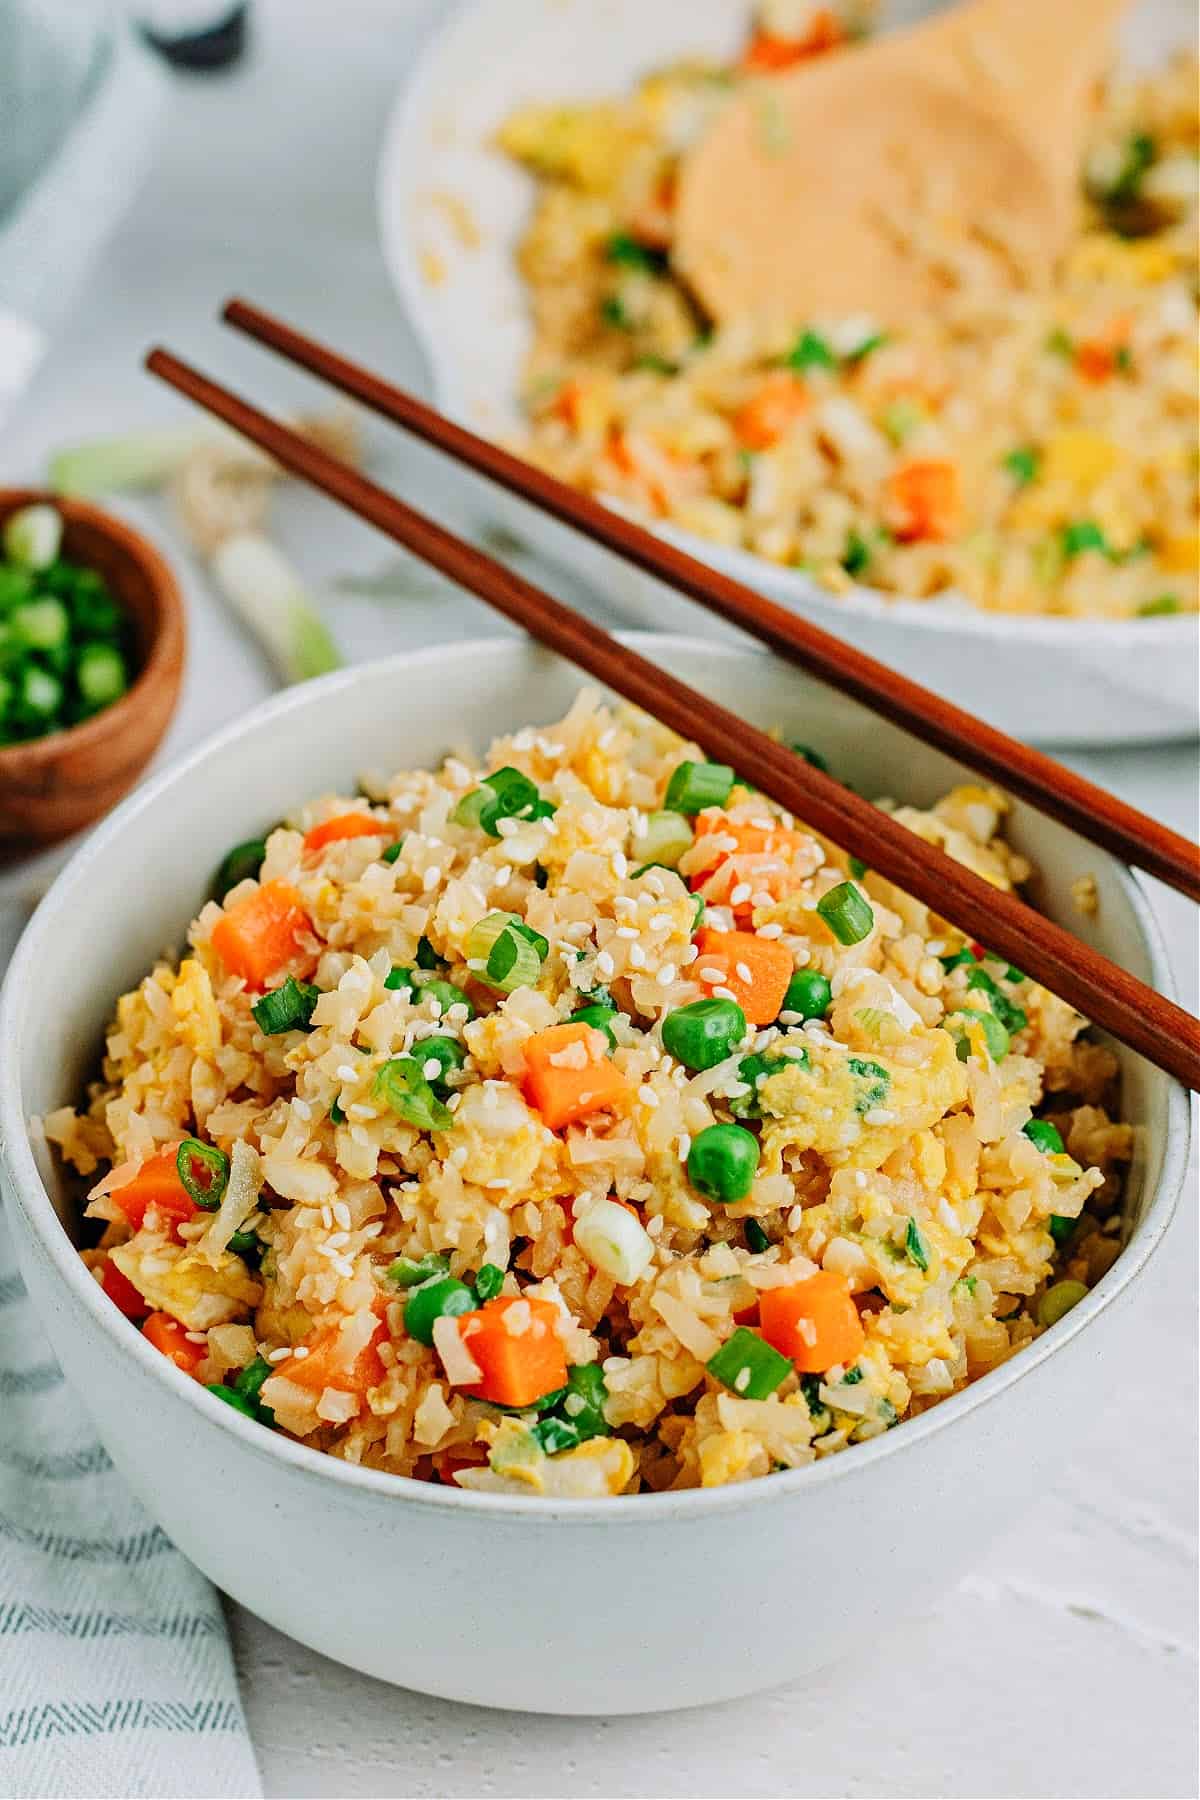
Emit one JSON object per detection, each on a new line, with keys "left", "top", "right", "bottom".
{"left": 171, "top": 958, "right": 222, "bottom": 1058}
{"left": 111, "top": 1239, "right": 261, "bottom": 1331}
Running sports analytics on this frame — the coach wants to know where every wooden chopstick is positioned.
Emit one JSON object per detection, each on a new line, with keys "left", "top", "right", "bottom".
{"left": 144, "top": 345, "right": 1200, "bottom": 1092}
{"left": 221, "top": 296, "right": 1200, "bottom": 906}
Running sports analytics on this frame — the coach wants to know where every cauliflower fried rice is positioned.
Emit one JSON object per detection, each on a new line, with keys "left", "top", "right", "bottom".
{"left": 50, "top": 694, "right": 1133, "bottom": 1498}
{"left": 501, "top": 4, "right": 1198, "bottom": 621}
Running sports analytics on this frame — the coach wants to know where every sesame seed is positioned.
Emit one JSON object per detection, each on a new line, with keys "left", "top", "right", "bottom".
{"left": 632, "top": 813, "right": 649, "bottom": 839}
{"left": 681, "top": 944, "right": 699, "bottom": 965}
{"left": 422, "top": 865, "right": 441, "bottom": 891}
{"left": 750, "top": 816, "right": 773, "bottom": 831}
{"left": 657, "top": 963, "right": 677, "bottom": 986}
{"left": 616, "top": 925, "right": 639, "bottom": 940}
{"left": 496, "top": 817, "right": 520, "bottom": 838}
{"left": 854, "top": 1171, "right": 868, "bottom": 1189}
{"left": 752, "top": 890, "right": 775, "bottom": 907}
{"left": 596, "top": 951, "right": 616, "bottom": 978}
{"left": 347, "top": 1104, "right": 377, "bottom": 1121}
{"left": 598, "top": 726, "right": 617, "bottom": 750}
{"left": 336, "top": 1064, "right": 359, "bottom": 1082}
{"left": 736, "top": 961, "right": 753, "bottom": 983}
{"left": 730, "top": 883, "right": 752, "bottom": 906}
{"left": 629, "top": 944, "right": 647, "bottom": 968}
{"left": 332, "top": 1201, "right": 352, "bottom": 1230}
{"left": 698, "top": 965, "right": 725, "bottom": 983}
{"left": 757, "top": 922, "right": 784, "bottom": 939}
{"left": 266, "top": 1346, "right": 292, "bottom": 1364}
{"left": 320, "top": 1204, "right": 333, "bottom": 1229}
{"left": 611, "top": 852, "right": 629, "bottom": 879}
{"left": 185, "top": 1331, "right": 207, "bottom": 1345}
{"left": 649, "top": 913, "right": 671, "bottom": 931}
{"left": 423, "top": 1058, "right": 443, "bottom": 1080}
{"left": 863, "top": 1108, "right": 896, "bottom": 1125}
{"left": 734, "top": 1367, "right": 751, "bottom": 1393}
{"left": 292, "top": 1099, "right": 312, "bottom": 1121}
{"left": 712, "top": 985, "right": 738, "bottom": 1003}
{"left": 677, "top": 1133, "right": 691, "bottom": 1162}
{"left": 494, "top": 865, "right": 512, "bottom": 887}
{"left": 638, "top": 1085, "right": 660, "bottom": 1108}
{"left": 293, "top": 1345, "right": 310, "bottom": 1359}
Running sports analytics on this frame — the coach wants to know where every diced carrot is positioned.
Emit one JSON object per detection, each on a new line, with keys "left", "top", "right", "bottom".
{"left": 274, "top": 1316, "right": 387, "bottom": 1398}
{"left": 211, "top": 880, "right": 311, "bottom": 990}
{"left": 741, "top": 12, "right": 842, "bottom": 71}
{"left": 109, "top": 1147, "right": 196, "bottom": 1236}
{"left": 691, "top": 811, "right": 810, "bottom": 921}
{"left": 303, "top": 812, "right": 384, "bottom": 853}
{"left": 100, "top": 1258, "right": 149, "bottom": 1319}
{"left": 1076, "top": 312, "right": 1133, "bottom": 384}
{"left": 759, "top": 1271, "right": 865, "bottom": 1373}
{"left": 884, "top": 459, "right": 962, "bottom": 543}
{"left": 143, "top": 1311, "right": 206, "bottom": 1376}
{"left": 733, "top": 372, "right": 810, "bottom": 450}
{"left": 457, "top": 1295, "right": 568, "bottom": 1408}
{"left": 692, "top": 927, "right": 793, "bottom": 1026}
{"left": 523, "top": 1021, "right": 630, "bottom": 1131}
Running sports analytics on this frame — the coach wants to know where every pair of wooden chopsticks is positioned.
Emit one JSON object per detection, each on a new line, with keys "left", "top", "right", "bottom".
{"left": 145, "top": 304, "right": 1200, "bottom": 1092}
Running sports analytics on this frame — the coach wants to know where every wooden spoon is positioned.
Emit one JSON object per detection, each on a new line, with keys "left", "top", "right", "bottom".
{"left": 674, "top": 0, "right": 1130, "bottom": 325}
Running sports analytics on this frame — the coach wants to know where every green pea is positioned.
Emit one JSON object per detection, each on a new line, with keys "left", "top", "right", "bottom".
{"left": 687, "top": 1123, "right": 760, "bottom": 1203}
{"left": 572, "top": 1001, "right": 619, "bottom": 1048}
{"left": 661, "top": 998, "right": 747, "bottom": 1072}
{"left": 1038, "top": 1280, "right": 1088, "bottom": 1328}
{"left": 1024, "top": 1118, "right": 1064, "bottom": 1155}
{"left": 421, "top": 979, "right": 475, "bottom": 1020}
{"left": 782, "top": 969, "right": 832, "bottom": 1020}
{"left": 403, "top": 1275, "right": 475, "bottom": 1346}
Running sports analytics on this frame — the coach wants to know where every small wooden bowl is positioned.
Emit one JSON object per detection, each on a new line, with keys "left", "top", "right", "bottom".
{"left": 0, "top": 490, "right": 185, "bottom": 845}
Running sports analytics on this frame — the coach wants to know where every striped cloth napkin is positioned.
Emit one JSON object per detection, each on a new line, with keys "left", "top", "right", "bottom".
{"left": 0, "top": 909, "right": 262, "bottom": 1800}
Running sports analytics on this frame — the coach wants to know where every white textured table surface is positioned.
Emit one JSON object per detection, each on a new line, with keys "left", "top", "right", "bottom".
{"left": 2, "top": 4, "right": 1196, "bottom": 1795}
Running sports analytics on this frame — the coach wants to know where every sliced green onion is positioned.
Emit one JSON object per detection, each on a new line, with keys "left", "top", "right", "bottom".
{"left": 473, "top": 1263, "right": 505, "bottom": 1302}
{"left": 76, "top": 642, "right": 128, "bottom": 710}
{"left": 687, "top": 1123, "right": 759, "bottom": 1203}
{"left": 451, "top": 765, "right": 547, "bottom": 835}
{"left": 707, "top": 1327, "right": 791, "bottom": 1398}
{"left": 841, "top": 530, "right": 871, "bottom": 577}
{"left": 1045, "top": 326, "right": 1074, "bottom": 357}
{"left": 176, "top": 1138, "right": 230, "bottom": 1211}
{"left": 384, "top": 965, "right": 415, "bottom": 994}
{"left": 252, "top": 976, "right": 321, "bottom": 1035}
{"left": 844, "top": 331, "right": 887, "bottom": 364}
{"left": 3, "top": 504, "right": 64, "bottom": 571}
{"left": 12, "top": 597, "right": 69, "bottom": 651}
{"left": 226, "top": 1227, "right": 264, "bottom": 1264}
{"left": 947, "top": 1007, "right": 1010, "bottom": 1065}
{"left": 848, "top": 1056, "right": 889, "bottom": 1113}
{"left": 48, "top": 422, "right": 264, "bottom": 497}
{"left": 1002, "top": 446, "right": 1040, "bottom": 487}
{"left": 415, "top": 935, "right": 440, "bottom": 970}
{"left": 329, "top": 1101, "right": 346, "bottom": 1125}
{"left": 213, "top": 837, "right": 268, "bottom": 902}
{"left": 388, "top": 1252, "right": 450, "bottom": 1288}
{"left": 209, "top": 531, "right": 341, "bottom": 684}
{"left": 532, "top": 1415, "right": 582, "bottom": 1455}
{"left": 848, "top": 856, "right": 868, "bottom": 880}
{"left": 207, "top": 1383, "right": 260, "bottom": 1419}
{"left": 605, "top": 232, "right": 668, "bottom": 274}
{"left": 381, "top": 839, "right": 405, "bottom": 864}
{"left": 744, "top": 1218, "right": 770, "bottom": 1254}
{"left": 664, "top": 760, "right": 734, "bottom": 814}
{"left": 786, "top": 329, "right": 836, "bottom": 372}
{"left": 966, "top": 967, "right": 1027, "bottom": 1034}
{"left": 938, "top": 947, "right": 978, "bottom": 973}
{"left": 661, "top": 997, "right": 746, "bottom": 1072}
{"left": 1048, "top": 1214, "right": 1076, "bottom": 1248}
{"left": 1138, "top": 594, "right": 1180, "bottom": 617}
{"left": 1024, "top": 1118, "right": 1065, "bottom": 1155}
{"left": 232, "top": 1356, "right": 273, "bottom": 1405}
{"left": 1038, "top": 1280, "right": 1088, "bottom": 1328}
{"left": 637, "top": 809, "right": 693, "bottom": 867}
{"left": 728, "top": 1051, "right": 796, "bottom": 1119}
{"left": 816, "top": 881, "right": 874, "bottom": 945}
{"left": 18, "top": 666, "right": 61, "bottom": 718}
{"left": 466, "top": 912, "right": 545, "bottom": 993}
{"left": 1061, "top": 519, "right": 1109, "bottom": 560}
{"left": 374, "top": 1057, "right": 453, "bottom": 1131}
{"left": 904, "top": 1216, "right": 929, "bottom": 1271}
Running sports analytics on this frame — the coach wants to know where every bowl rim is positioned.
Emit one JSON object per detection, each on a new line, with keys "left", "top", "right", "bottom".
{"left": 0, "top": 488, "right": 185, "bottom": 775}
{"left": 1, "top": 635, "right": 1191, "bottom": 1523}
{"left": 377, "top": 0, "right": 1199, "bottom": 654}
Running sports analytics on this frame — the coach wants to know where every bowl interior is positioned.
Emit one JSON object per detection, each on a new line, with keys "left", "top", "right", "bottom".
{"left": 2, "top": 637, "right": 1181, "bottom": 1275}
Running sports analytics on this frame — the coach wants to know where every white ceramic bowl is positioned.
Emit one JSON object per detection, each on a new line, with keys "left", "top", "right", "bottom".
{"left": 0, "top": 638, "right": 1189, "bottom": 1713}
{"left": 377, "top": 0, "right": 1198, "bottom": 747}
